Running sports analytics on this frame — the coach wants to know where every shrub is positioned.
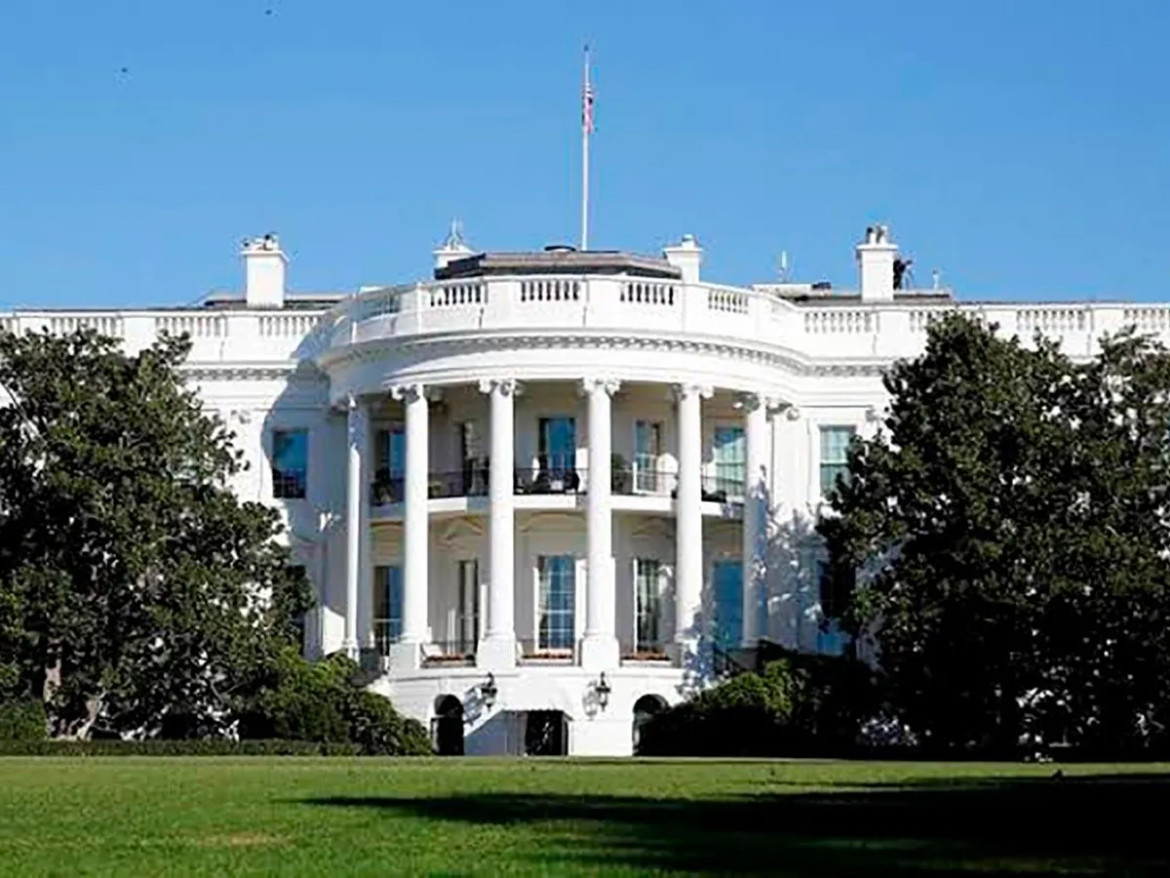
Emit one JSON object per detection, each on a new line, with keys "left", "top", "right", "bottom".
{"left": 0, "top": 700, "right": 47, "bottom": 741}
{"left": 238, "top": 649, "right": 431, "bottom": 756}
{"left": 638, "top": 652, "right": 878, "bottom": 757}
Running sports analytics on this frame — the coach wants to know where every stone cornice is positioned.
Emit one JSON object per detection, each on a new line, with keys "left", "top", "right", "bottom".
{"left": 179, "top": 361, "right": 327, "bottom": 382}
{"left": 315, "top": 329, "right": 890, "bottom": 379}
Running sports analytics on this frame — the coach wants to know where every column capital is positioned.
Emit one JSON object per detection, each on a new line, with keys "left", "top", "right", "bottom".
{"left": 580, "top": 377, "right": 621, "bottom": 397}
{"left": 785, "top": 405, "right": 803, "bottom": 421}
{"left": 735, "top": 392, "right": 786, "bottom": 413}
{"left": 389, "top": 383, "right": 440, "bottom": 403}
{"left": 670, "top": 383, "right": 713, "bottom": 403}
{"left": 478, "top": 377, "right": 520, "bottom": 397}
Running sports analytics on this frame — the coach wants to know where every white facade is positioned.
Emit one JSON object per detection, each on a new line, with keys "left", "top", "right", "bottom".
{"left": 4, "top": 226, "right": 1166, "bottom": 756}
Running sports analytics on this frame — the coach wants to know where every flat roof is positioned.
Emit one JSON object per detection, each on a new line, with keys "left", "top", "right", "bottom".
{"left": 435, "top": 249, "right": 683, "bottom": 281}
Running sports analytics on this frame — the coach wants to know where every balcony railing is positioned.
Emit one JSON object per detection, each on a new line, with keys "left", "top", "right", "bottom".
{"left": 370, "top": 463, "right": 744, "bottom": 505}
{"left": 514, "top": 466, "right": 584, "bottom": 495}
{"left": 372, "top": 466, "right": 489, "bottom": 505}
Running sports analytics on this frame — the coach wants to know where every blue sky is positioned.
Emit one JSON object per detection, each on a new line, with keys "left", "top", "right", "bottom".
{"left": 0, "top": 0, "right": 1167, "bottom": 308}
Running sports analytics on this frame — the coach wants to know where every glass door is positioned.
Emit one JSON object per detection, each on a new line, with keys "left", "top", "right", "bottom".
{"left": 538, "top": 555, "right": 575, "bottom": 651}
{"left": 373, "top": 565, "right": 403, "bottom": 654}
{"left": 634, "top": 558, "right": 663, "bottom": 652}
{"left": 713, "top": 426, "right": 745, "bottom": 496}
{"left": 634, "top": 420, "right": 663, "bottom": 493}
{"left": 456, "top": 559, "right": 479, "bottom": 654}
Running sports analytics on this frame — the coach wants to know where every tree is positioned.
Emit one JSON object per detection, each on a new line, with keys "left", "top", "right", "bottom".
{"left": 0, "top": 329, "right": 312, "bottom": 737}
{"left": 821, "top": 315, "right": 1170, "bottom": 755}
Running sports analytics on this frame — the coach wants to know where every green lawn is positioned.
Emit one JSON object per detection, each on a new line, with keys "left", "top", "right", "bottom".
{"left": 0, "top": 758, "right": 1166, "bottom": 876}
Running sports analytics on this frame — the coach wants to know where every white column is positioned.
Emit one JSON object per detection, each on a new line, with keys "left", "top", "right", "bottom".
{"left": 582, "top": 378, "right": 620, "bottom": 669}
{"left": 741, "top": 394, "right": 770, "bottom": 648}
{"left": 478, "top": 378, "right": 517, "bottom": 669}
{"left": 358, "top": 412, "right": 374, "bottom": 651}
{"left": 343, "top": 396, "right": 368, "bottom": 659}
{"left": 674, "top": 384, "right": 711, "bottom": 655}
{"left": 391, "top": 384, "right": 429, "bottom": 668}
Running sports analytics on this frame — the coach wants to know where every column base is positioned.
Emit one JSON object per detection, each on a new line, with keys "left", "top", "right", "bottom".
{"left": 476, "top": 635, "right": 517, "bottom": 670}
{"left": 389, "top": 640, "right": 422, "bottom": 672}
{"left": 579, "top": 634, "right": 620, "bottom": 671}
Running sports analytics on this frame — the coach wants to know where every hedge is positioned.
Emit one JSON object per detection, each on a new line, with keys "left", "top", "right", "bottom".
{"left": 0, "top": 701, "right": 48, "bottom": 741}
{"left": 0, "top": 739, "right": 379, "bottom": 757}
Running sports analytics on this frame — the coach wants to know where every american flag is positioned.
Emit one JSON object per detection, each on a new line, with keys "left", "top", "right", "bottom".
{"left": 582, "top": 79, "right": 595, "bottom": 134}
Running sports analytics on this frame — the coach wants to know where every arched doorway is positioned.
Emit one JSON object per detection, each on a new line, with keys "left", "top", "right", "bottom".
{"left": 433, "top": 695, "right": 465, "bottom": 756}
{"left": 632, "top": 694, "right": 668, "bottom": 754}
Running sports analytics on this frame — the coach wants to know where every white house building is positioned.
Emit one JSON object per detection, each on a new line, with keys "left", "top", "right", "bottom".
{"left": 3, "top": 224, "right": 1164, "bottom": 756}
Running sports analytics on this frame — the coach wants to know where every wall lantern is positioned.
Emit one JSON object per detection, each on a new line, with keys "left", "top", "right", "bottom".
{"left": 594, "top": 672, "right": 612, "bottom": 711}
{"left": 480, "top": 673, "right": 498, "bottom": 709}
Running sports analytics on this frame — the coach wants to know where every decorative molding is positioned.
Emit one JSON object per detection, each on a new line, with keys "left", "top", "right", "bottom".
{"left": 785, "top": 406, "right": 803, "bottom": 421}
{"left": 315, "top": 328, "right": 890, "bottom": 380}
{"left": 670, "top": 383, "right": 714, "bottom": 403}
{"left": 477, "top": 377, "right": 520, "bottom": 397}
{"left": 580, "top": 377, "right": 621, "bottom": 397}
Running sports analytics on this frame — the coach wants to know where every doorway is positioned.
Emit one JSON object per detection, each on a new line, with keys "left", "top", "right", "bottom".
{"left": 433, "top": 695, "right": 465, "bottom": 756}
{"left": 524, "top": 710, "right": 568, "bottom": 756}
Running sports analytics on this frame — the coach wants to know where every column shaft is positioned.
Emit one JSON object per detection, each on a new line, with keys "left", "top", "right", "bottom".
{"left": 582, "top": 379, "right": 619, "bottom": 669}
{"left": 675, "top": 385, "right": 707, "bottom": 647}
{"left": 479, "top": 379, "right": 517, "bottom": 668}
{"left": 400, "top": 386, "right": 429, "bottom": 643}
{"left": 343, "top": 398, "right": 367, "bottom": 658}
{"left": 742, "top": 396, "right": 769, "bottom": 647}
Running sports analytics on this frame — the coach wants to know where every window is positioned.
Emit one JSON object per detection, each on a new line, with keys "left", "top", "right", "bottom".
{"left": 539, "top": 417, "right": 576, "bottom": 475}
{"left": 712, "top": 561, "right": 743, "bottom": 651}
{"left": 713, "top": 426, "right": 745, "bottom": 494}
{"left": 272, "top": 429, "right": 308, "bottom": 499}
{"left": 819, "top": 426, "right": 855, "bottom": 498}
{"left": 634, "top": 558, "right": 663, "bottom": 651}
{"left": 817, "top": 560, "right": 856, "bottom": 620}
{"left": 634, "top": 421, "right": 663, "bottom": 493}
{"left": 377, "top": 426, "right": 406, "bottom": 476}
{"left": 374, "top": 427, "right": 405, "bottom": 504}
{"left": 538, "top": 555, "right": 575, "bottom": 651}
{"left": 374, "top": 565, "right": 403, "bottom": 654}
{"left": 456, "top": 559, "right": 479, "bottom": 653}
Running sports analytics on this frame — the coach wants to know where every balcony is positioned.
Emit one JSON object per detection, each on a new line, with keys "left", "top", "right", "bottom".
{"left": 372, "top": 466, "right": 489, "bottom": 506}
{"left": 513, "top": 465, "right": 584, "bottom": 496}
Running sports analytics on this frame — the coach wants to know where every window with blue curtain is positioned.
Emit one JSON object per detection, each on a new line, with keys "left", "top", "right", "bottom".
{"left": 271, "top": 429, "right": 308, "bottom": 499}
{"left": 539, "top": 417, "right": 576, "bottom": 475}
{"left": 712, "top": 560, "right": 743, "bottom": 650}
{"left": 819, "top": 426, "right": 855, "bottom": 497}
{"left": 538, "top": 555, "right": 575, "bottom": 650}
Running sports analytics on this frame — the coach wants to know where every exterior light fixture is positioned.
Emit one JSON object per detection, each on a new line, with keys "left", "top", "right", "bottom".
{"left": 595, "top": 672, "right": 612, "bottom": 711}
{"left": 480, "top": 672, "right": 498, "bottom": 709}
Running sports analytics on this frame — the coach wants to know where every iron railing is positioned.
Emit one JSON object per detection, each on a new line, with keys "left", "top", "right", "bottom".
{"left": 513, "top": 466, "right": 584, "bottom": 495}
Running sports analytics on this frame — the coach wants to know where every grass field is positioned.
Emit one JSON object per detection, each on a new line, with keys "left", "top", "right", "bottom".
{"left": 0, "top": 758, "right": 1167, "bottom": 876}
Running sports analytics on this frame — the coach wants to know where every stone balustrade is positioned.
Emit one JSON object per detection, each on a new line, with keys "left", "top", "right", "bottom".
{"left": 4, "top": 283, "right": 1167, "bottom": 367}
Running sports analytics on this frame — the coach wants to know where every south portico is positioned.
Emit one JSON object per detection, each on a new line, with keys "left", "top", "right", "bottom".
{"left": 331, "top": 373, "right": 787, "bottom": 675}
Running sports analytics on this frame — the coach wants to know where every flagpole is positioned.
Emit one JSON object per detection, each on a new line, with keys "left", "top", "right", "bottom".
{"left": 581, "top": 45, "right": 591, "bottom": 252}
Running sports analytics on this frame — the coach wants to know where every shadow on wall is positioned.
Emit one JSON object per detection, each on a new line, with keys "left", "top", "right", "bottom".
{"left": 253, "top": 321, "right": 341, "bottom": 656}
{"left": 301, "top": 772, "right": 1170, "bottom": 876}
